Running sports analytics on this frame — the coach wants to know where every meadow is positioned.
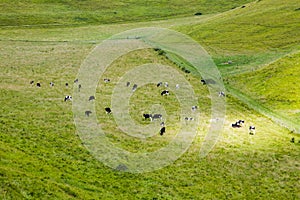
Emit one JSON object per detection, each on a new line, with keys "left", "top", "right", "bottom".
{"left": 0, "top": 0, "right": 299, "bottom": 199}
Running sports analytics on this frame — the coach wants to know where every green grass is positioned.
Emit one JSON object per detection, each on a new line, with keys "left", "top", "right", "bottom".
{"left": 227, "top": 52, "right": 300, "bottom": 126}
{"left": 176, "top": 0, "right": 300, "bottom": 76}
{"left": 0, "top": 0, "right": 252, "bottom": 27}
{"left": 1, "top": 0, "right": 300, "bottom": 199}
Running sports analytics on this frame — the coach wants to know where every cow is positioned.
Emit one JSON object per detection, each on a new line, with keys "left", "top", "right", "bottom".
{"left": 85, "top": 110, "right": 92, "bottom": 117}
{"left": 132, "top": 84, "right": 138, "bottom": 92}
{"left": 30, "top": 80, "right": 34, "bottom": 84}
{"left": 185, "top": 117, "right": 193, "bottom": 121}
{"left": 36, "top": 82, "right": 41, "bottom": 87}
{"left": 150, "top": 114, "right": 162, "bottom": 121}
{"left": 160, "top": 127, "right": 166, "bottom": 136}
{"left": 232, "top": 122, "right": 241, "bottom": 128}
{"left": 192, "top": 106, "right": 198, "bottom": 111}
{"left": 104, "top": 78, "right": 110, "bottom": 83}
{"left": 105, "top": 107, "right": 112, "bottom": 114}
{"left": 65, "top": 83, "right": 69, "bottom": 87}
{"left": 126, "top": 82, "right": 130, "bottom": 87}
{"left": 64, "top": 95, "right": 72, "bottom": 101}
{"left": 290, "top": 137, "right": 295, "bottom": 143}
{"left": 161, "top": 90, "right": 169, "bottom": 96}
{"left": 78, "top": 84, "right": 82, "bottom": 91}
{"left": 164, "top": 82, "right": 168, "bottom": 87}
{"left": 201, "top": 79, "right": 206, "bottom": 85}
{"left": 175, "top": 84, "right": 180, "bottom": 89}
{"left": 249, "top": 126, "right": 256, "bottom": 135}
{"left": 219, "top": 91, "right": 225, "bottom": 97}
{"left": 50, "top": 82, "right": 54, "bottom": 87}
{"left": 157, "top": 82, "right": 162, "bottom": 87}
{"left": 160, "top": 122, "right": 165, "bottom": 127}
{"left": 74, "top": 78, "right": 78, "bottom": 83}
{"left": 143, "top": 114, "right": 151, "bottom": 120}
{"left": 237, "top": 120, "right": 245, "bottom": 125}
{"left": 89, "top": 96, "right": 95, "bottom": 101}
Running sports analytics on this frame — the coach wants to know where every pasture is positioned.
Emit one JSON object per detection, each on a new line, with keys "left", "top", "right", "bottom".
{"left": 1, "top": 0, "right": 299, "bottom": 199}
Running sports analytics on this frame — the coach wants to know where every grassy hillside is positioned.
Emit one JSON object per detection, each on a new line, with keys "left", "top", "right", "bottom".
{"left": 1, "top": 0, "right": 300, "bottom": 199}
{"left": 1, "top": 42, "right": 299, "bottom": 199}
{"left": 0, "top": 0, "right": 252, "bottom": 27}
{"left": 177, "top": 0, "right": 300, "bottom": 76}
{"left": 227, "top": 52, "right": 300, "bottom": 125}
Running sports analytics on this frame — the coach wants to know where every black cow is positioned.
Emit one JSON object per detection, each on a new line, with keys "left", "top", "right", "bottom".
{"left": 78, "top": 84, "right": 82, "bottom": 91}
{"left": 105, "top": 107, "right": 112, "bottom": 114}
{"left": 85, "top": 110, "right": 92, "bottom": 117}
{"left": 143, "top": 114, "right": 151, "bottom": 120}
{"left": 65, "top": 83, "right": 69, "bottom": 87}
{"left": 36, "top": 82, "right": 41, "bottom": 87}
{"left": 290, "top": 137, "right": 295, "bottom": 143}
{"left": 89, "top": 96, "right": 95, "bottom": 101}
{"left": 160, "top": 127, "right": 166, "bottom": 136}
{"left": 157, "top": 82, "right": 163, "bottom": 87}
{"left": 161, "top": 90, "right": 169, "bottom": 96}
{"left": 126, "top": 82, "right": 130, "bottom": 87}
{"left": 232, "top": 122, "right": 241, "bottom": 128}
{"left": 30, "top": 80, "right": 34, "bottom": 84}
{"left": 132, "top": 84, "right": 138, "bottom": 92}
{"left": 201, "top": 79, "right": 206, "bottom": 85}
{"left": 249, "top": 126, "right": 256, "bottom": 135}
{"left": 64, "top": 95, "right": 72, "bottom": 101}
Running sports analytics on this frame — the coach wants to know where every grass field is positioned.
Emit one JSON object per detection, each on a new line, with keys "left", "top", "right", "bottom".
{"left": 1, "top": 0, "right": 300, "bottom": 199}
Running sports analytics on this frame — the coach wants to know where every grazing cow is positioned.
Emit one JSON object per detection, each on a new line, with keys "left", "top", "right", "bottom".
{"left": 78, "top": 84, "right": 82, "bottom": 91}
{"left": 160, "top": 127, "right": 166, "bottom": 136}
{"left": 30, "top": 80, "right": 34, "bottom": 84}
{"left": 237, "top": 120, "right": 245, "bottom": 125}
{"left": 89, "top": 96, "right": 95, "bottom": 101}
{"left": 85, "top": 110, "right": 92, "bottom": 117}
{"left": 219, "top": 91, "right": 225, "bottom": 97}
{"left": 176, "top": 84, "right": 180, "bottom": 89}
{"left": 65, "top": 83, "right": 69, "bottom": 87}
{"left": 132, "top": 84, "right": 138, "bottom": 92}
{"left": 164, "top": 82, "right": 168, "bottom": 87}
{"left": 126, "top": 82, "right": 130, "bottom": 87}
{"left": 74, "top": 78, "right": 79, "bottom": 83}
{"left": 201, "top": 79, "right": 206, "bottom": 85}
{"left": 157, "top": 82, "right": 162, "bottom": 87}
{"left": 160, "top": 122, "right": 165, "bottom": 126}
{"left": 249, "top": 126, "right": 256, "bottom": 135}
{"left": 104, "top": 78, "right": 110, "bottom": 83}
{"left": 232, "top": 122, "right": 241, "bottom": 128}
{"left": 50, "top": 82, "right": 54, "bottom": 87}
{"left": 37, "top": 83, "right": 41, "bottom": 87}
{"left": 143, "top": 114, "right": 152, "bottom": 120}
{"left": 290, "top": 137, "right": 295, "bottom": 143}
{"left": 64, "top": 95, "right": 72, "bottom": 101}
{"left": 161, "top": 90, "right": 169, "bottom": 96}
{"left": 185, "top": 117, "right": 193, "bottom": 121}
{"left": 192, "top": 106, "right": 198, "bottom": 111}
{"left": 150, "top": 114, "right": 162, "bottom": 121}
{"left": 105, "top": 107, "right": 112, "bottom": 114}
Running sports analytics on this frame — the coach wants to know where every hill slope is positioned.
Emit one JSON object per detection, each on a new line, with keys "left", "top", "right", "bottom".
{"left": 0, "top": 0, "right": 252, "bottom": 27}
{"left": 176, "top": 0, "right": 300, "bottom": 76}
